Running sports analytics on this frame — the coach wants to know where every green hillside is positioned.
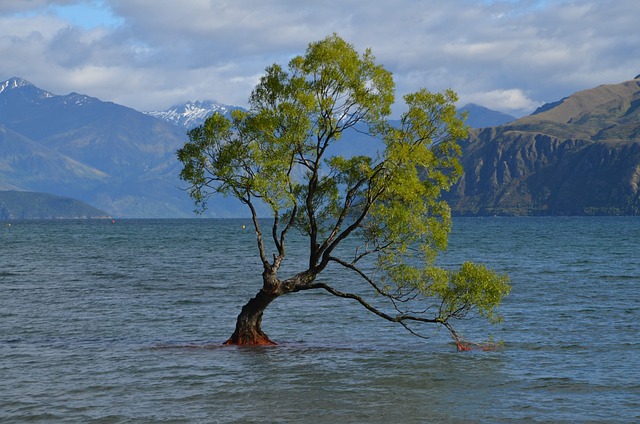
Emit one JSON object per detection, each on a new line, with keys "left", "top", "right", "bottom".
{"left": 443, "top": 76, "right": 640, "bottom": 216}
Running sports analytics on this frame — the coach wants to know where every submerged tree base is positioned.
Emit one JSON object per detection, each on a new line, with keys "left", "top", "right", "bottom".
{"left": 223, "top": 333, "right": 277, "bottom": 346}
{"left": 223, "top": 289, "right": 279, "bottom": 346}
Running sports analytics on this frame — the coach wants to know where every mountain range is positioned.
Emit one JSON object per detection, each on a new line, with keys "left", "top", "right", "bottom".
{"left": 144, "top": 100, "right": 243, "bottom": 129}
{"left": 146, "top": 100, "right": 515, "bottom": 131}
{"left": 1, "top": 75, "right": 638, "bottom": 217}
{"left": 443, "top": 75, "right": 640, "bottom": 215}
{"left": 0, "top": 190, "right": 109, "bottom": 220}
{"left": 457, "top": 103, "right": 516, "bottom": 128}
{"left": 0, "top": 77, "right": 251, "bottom": 217}
{"left": 0, "top": 76, "right": 515, "bottom": 217}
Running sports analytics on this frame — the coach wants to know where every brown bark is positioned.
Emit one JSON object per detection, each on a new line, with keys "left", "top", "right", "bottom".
{"left": 223, "top": 288, "right": 279, "bottom": 346}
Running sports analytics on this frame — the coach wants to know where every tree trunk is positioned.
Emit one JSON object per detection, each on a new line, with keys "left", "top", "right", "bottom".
{"left": 224, "top": 289, "right": 279, "bottom": 346}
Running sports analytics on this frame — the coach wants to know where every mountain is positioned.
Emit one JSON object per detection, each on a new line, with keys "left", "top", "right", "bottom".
{"left": 0, "top": 190, "right": 110, "bottom": 219}
{"left": 443, "top": 76, "right": 640, "bottom": 215}
{"left": 0, "top": 77, "right": 219, "bottom": 217}
{"left": 458, "top": 103, "right": 516, "bottom": 128}
{"left": 148, "top": 100, "right": 511, "bottom": 130}
{"left": 145, "top": 100, "right": 244, "bottom": 130}
{"left": 4, "top": 75, "right": 637, "bottom": 218}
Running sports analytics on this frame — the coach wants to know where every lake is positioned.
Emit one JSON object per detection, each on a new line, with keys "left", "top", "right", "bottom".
{"left": 1, "top": 217, "right": 638, "bottom": 422}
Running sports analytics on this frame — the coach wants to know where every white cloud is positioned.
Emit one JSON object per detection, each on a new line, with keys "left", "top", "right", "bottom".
{"left": 0, "top": 1, "right": 76, "bottom": 14}
{"left": 1, "top": 0, "right": 639, "bottom": 114}
{"left": 463, "top": 89, "right": 542, "bottom": 116}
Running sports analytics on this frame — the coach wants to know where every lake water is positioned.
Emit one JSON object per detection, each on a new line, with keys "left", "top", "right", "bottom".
{"left": 1, "top": 217, "right": 638, "bottom": 423}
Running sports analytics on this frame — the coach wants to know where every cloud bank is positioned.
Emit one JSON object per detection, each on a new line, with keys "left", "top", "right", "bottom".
{"left": 1, "top": 0, "right": 639, "bottom": 116}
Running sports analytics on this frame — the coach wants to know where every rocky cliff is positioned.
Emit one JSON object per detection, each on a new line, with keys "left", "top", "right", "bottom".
{"left": 444, "top": 77, "right": 640, "bottom": 215}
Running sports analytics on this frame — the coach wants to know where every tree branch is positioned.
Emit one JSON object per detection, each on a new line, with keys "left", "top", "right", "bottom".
{"left": 306, "top": 282, "right": 441, "bottom": 327}
{"left": 316, "top": 163, "right": 388, "bottom": 271}
{"left": 246, "top": 194, "right": 270, "bottom": 270}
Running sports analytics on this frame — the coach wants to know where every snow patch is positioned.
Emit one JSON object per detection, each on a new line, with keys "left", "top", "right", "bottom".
{"left": 145, "top": 100, "right": 240, "bottom": 129}
{"left": 0, "top": 77, "right": 54, "bottom": 99}
{"left": 0, "top": 77, "right": 29, "bottom": 95}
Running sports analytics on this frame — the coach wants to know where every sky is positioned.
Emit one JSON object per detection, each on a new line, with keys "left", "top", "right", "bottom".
{"left": 1, "top": 0, "right": 639, "bottom": 117}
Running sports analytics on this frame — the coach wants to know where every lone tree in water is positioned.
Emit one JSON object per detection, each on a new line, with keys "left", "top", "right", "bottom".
{"left": 177, "top": 34, "right": 509, "bottom": 349}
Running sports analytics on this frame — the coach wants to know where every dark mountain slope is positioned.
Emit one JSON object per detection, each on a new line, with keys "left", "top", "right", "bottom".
{"left": 444, "top": 76, "right": 640, "bottom": 215}
{"left": 0, "top": 125, "right": 108, "bottom": 195}
{"left": 4, "top": 75, "right": 638, "bottom": 217}
{"left": 0, "top": 78, "right": 203, "bottom": 217}
{"left": 458, "top": 103, "right": 516, "bottom": 128}
{"left": 0, "top": 190, "right": 110, "bottom": 219}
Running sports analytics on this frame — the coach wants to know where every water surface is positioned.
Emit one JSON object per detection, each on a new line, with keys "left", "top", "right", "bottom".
{"left": 1, "top": 217, "right": 638, "bottom": 422}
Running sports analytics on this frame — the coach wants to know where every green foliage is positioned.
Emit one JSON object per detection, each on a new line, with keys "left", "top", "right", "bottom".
{"left": 177, "top": 34, "right": 510, "bottom": 344}
{"left": 432, "top": 262, "right": 511, "bottom": 324}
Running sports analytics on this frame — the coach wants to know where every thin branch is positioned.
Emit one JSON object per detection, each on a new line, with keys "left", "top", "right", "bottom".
{"left": 272, "top": 212, "right": 282, "bottom": 256}
{"left": 328, "top": 255, "right": 389, "bottom": 298}
{"left": 319, "top": 176, "right": 368, "bottom": 253}
{"left": 246, "top": 194, "right": 269, "bottom": 270}
{"left": 307, "top": 282, "right": 440, "bottom": 326}
{"left": 280, "top": 203, "right": 297, "bottom": 251}
{"left": 399, "top": 321, "right": 432, "bottom": 340}
{"left": 315, "top": 163, "right": 388, "bottom": 272}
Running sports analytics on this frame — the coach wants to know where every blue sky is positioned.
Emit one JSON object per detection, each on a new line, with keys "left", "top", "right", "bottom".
{"left": 1, "top": 0, "right": 639, "bottom": 116}
{"left": 52, "top": 1, "right": 122, "bottom": 29}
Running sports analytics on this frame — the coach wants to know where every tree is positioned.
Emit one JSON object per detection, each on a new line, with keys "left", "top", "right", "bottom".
{"left": 177, "top": 34, "right": 510, "bottom": 349}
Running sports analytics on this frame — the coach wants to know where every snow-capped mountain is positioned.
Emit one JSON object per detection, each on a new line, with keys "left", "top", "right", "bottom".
{"left": 0, "top": 76, "right": 54, "bottom": 100}
{"left": 0, "top": 77, "right": 202, "bottom": 218}
{"left": 145, "top": 100, "right": 243, "bottom": 130}
{"left": 1, "top": 77, "right": 38, "bottom": 94}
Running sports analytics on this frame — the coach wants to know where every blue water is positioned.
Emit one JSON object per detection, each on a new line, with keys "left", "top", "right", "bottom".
{"left": 1, "top": 217, "right": 638, "bottom": 423}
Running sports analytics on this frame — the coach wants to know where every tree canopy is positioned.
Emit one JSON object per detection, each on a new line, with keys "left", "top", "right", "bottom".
{"left": 177, "top": 34, "right": 510, "bottom": 349}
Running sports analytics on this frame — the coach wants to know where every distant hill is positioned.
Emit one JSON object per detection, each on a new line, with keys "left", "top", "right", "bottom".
{"left": 458, "top": 103, "right": 516, "bottom": 128}
{"left": 147, "top": 100, "right": 512, "bottom": 130}
{"left": 4, "top": 75, "right": 638, "bottom": 217}
{"left": 0, "top": 191, "right": 110, "bottom": 219}
{"left": 443, "top": 76, "right": 640, "bottom": 215}
{"left": 145, "top": 100, "right": 244, "bottom": 130}
{"left": 0, "top": 77, "right": 249, "bottom": 217}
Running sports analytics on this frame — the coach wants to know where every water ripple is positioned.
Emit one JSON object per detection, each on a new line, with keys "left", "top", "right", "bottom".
{"left": 1, "top": 218, "right": 639, "bottom": 423}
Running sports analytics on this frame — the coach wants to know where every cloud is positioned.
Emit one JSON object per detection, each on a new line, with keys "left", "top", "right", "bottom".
{"left": 0, "top": 0, "right": 76, "bottom": 14}
{"left": 1, "top": 0, "right": 639, "bottom": 115}
{"left": 463, "top": 89, "right": 542, "bottom": 116}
